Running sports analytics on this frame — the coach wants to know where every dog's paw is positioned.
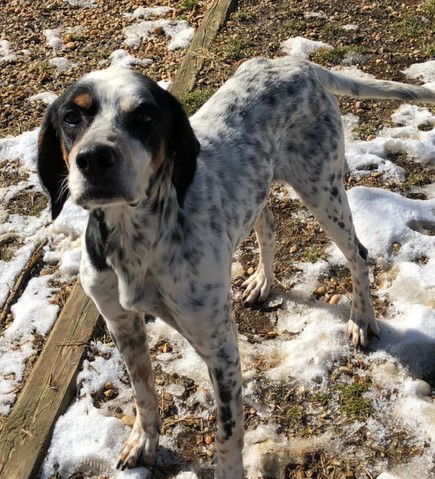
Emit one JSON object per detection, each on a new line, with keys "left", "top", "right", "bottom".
{"left": 241, "top": 268, "right": 272, "bottom": 304}
{"left": 347, "top": 311, "right": 379, "bottom": 347}
{"left": 116, "top": 426, "right": 158, "bottom": 470}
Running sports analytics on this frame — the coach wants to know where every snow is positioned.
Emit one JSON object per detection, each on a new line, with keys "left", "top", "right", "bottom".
{"left": 344, "top": 187, "right": 435, "bottom": 261}
{"left": 49, "top": 56, "right": 77, "bottom": 72}
{"left": 125, "top": 6, "right": 172, "bottom": 19}
{"left": 0, "top": 275, "right": 58, "bottom": 414}
{"left": 27, "top": 91, "right": 58, "bottom": 105}
{"left": 64, "top": 0, "right": 97, "bottom": 6}
{"left": 43, "top": 28, "right": 64, "bottom": 53}
{"left": 332, "top": 65, "right": 376, "bottom": 80}
{"left": 281, "top": 36, "right": 331, "bottom": 60}
{"left": 0, "top": 39, "right": 16, "bottom": 63}
{"left": 403, "top": 60, "right": 435, "bottom": 84}
{"left": 109, "top": 49, "right": 153, "bottom": 68}
{"left": 342, "top": 24, "right": 359, "bottom": 31}
{"left": 0, "top": 128, "right": 39, "bottom": 169}
{"left": 7, "top": 275, "right": 59, "bottom": 340}
{"left": 0, "top": 128, "right": 87, "bottom": 414}
{"left": 124, "top": 19, "right": 194, "bottom": 50}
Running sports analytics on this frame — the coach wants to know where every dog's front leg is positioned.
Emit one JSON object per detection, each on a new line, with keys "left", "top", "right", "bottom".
{"left": 204, "top": 319, "right": 244, "bottom": 479}
{"left": 81, "top": 269, "right": 160, "bottom": 470}
{"left": 106, "top": 313, "right": 161, "bottom": 470}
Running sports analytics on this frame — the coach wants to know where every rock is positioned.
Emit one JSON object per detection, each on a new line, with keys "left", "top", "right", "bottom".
{"left": 289, "top": 245, "right": 298, "bottom": 254}
{"left": 121, "top": 415, "right": 135, "bottom": 427}
{"left": 247, "top": 266, "right": 255, "bottom": 275}
{"left": 314, "top": 286, "right": 327, "bottom": 295}
{"left": 65, "top": 41, "right": 76, "bottom": 49}
{"left": 329, "top": 294, "right": 341, "bottom": 305}
{"left": 204, "top": 434, "right": 214, "bottom": 445}
{"left": 264, "top": 293, "right": 284, "bottom": 311}
{"left": 103, "top": 389, "right": 115, "bottom": 398}
{"left": 231, "top": 261, "right": 245, "bottom": 280}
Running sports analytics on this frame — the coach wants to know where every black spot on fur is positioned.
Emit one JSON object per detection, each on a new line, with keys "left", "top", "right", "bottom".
{"left": 85, "top": 209, "right": 109, "bottom": 271}
{"left": 357, "top": 239, "right": 368, "bottom": 260}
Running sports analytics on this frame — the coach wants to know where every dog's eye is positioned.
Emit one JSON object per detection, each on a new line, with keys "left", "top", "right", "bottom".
{"left": 64, "top": 110, "right": 81, "bottom": 126}
{"left": 135, "top": 104, "right": 155, "bottom": 124}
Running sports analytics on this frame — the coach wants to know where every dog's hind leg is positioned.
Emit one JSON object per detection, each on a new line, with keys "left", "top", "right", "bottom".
{"left": 295, "top": 179, "right": 379, "bottom": 347}
{"left": 242, "top": 205, "right": 275, "bottom": 304}
{"left": 205, "top": 318, "right": 244, "bottom": 479}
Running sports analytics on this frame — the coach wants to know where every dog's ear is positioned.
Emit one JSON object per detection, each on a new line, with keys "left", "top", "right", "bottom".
{"left": 37, "top": 101, "right": 69, "bottom": 220}
{"left": 166, "top": 92, "right": 200, "bottom": 207}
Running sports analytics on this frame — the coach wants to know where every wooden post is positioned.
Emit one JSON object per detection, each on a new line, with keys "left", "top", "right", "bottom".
{"left": 169, "top": 0, "right": 238, "bottom": 98}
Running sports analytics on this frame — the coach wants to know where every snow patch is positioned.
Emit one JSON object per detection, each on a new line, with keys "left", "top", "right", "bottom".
{"left": 403, "top": 60, "right": 435, "bottom": 83}
{"left": 64, "top": 0, "right": 97, "bottom": 6}
{"left": 124, "top": 19, "right": 194, "bottom": 50}
{"left": 346, "top": 187, "right": 435, "bottom": 261}
{"left": 109, "top": 49, "right": 153, "bottom": 68}
{"left": 0, "top": 39, "right": 16, "bottom": 63}
{"left": 332, "top": 65, "right": 376, "bottom": 80}
{"left": 281, "top": 36, "right": 331, "bottom": 60}
{"left": 125, "top": 6, "right": 172, "bottom": 19}
{"left": 43, "top": 28, "right": 64, "bottom": 53}
{"left": 49, "top": 56, "right": 77, "bottom": 72}
{"left": 27, "top": 91, "right": 58, "bottom": 105}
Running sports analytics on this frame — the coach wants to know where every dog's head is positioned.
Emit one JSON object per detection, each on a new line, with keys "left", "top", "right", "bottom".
{"left": 38, "top": 67, "right": 200, "bottom": 219}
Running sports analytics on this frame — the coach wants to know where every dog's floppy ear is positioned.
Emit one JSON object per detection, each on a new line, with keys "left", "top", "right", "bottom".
{"left": 166, "top": 92, "right": 200, "bottom": 207}
{"left": 37, "top": 101, "right": 69, "bottom": 220}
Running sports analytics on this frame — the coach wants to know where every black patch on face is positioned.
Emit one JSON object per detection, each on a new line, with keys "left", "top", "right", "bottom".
{"left": 57, "top": 83, "right": 100, "bottom": 150}
{"left": 129, "top": 72, "right": 200, "bottom": 207}
{"left": 85, "top": 209, "right": 109, "bottom": 271}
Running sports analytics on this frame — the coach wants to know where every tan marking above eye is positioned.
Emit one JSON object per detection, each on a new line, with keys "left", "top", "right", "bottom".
{"left": 73, "top": 93, "right": 93, "bottom": 109}
{"left": 119, "top": 97, "right": 140, "bottom": 112}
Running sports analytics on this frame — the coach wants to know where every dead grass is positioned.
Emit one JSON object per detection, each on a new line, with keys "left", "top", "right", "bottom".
{"left": 0, "top": 160, "right": 29, "bottom": 187}
{"left": 7, "top": 191, "right": 48, "bottom": 216}
{"left": 181, "top": 88, "right": 217, "bottom": 116}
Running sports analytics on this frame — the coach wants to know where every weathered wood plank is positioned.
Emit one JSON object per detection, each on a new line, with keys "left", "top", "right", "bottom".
{"left": 169, "top": 0, "right": 239, "bottom": 98}
{"left": 0, "top": 283, "right": 101, "bottom": 479}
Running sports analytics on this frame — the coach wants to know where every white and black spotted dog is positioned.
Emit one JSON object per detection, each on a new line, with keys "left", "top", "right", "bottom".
{"left": 38, "top": 57, "right": 434, "bottom": 477}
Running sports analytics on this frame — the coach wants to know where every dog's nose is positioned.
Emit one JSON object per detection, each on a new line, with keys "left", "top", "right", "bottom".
{"left": 76, "top": 145, "right": 116, "bottom": 175}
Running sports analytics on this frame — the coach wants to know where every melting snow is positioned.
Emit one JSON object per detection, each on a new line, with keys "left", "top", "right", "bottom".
{"left": 124, "top": 19, "right": 194, "bottom": 50}
{"left": 403, "top": 60, "right": 435, "bottom": 84}
{"left": 280, "top": 36, "right": 331, "bottom": 60}
{"left": 27, "top": 91, "right": 58, "bottom": 105}
{"left": 0, "top": 39, "right": 16, "bottom": 63}
{"left": 109, "top": 49, "right": 153, "bottom": 68}
{"left": 49, "top": 56, "right": 77, "bottom": 72}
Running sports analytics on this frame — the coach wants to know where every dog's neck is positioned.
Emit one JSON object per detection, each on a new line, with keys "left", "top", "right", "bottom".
{"left": 98, "top": 163, "right": 181, "bottom": 310}
{"left": 103, "top": 162, "right": 179, "bottom": 252}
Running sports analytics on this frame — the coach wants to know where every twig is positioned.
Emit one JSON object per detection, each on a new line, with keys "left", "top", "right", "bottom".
{"left": 0, "top": 240, "right": 47, "bottom": 326}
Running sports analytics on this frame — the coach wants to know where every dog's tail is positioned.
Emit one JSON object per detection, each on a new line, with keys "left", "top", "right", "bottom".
{"left": 312, "top": 63, "right": 435, "bottom": 104}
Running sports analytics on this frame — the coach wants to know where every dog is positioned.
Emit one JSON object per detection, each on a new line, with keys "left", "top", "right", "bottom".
{"left": 38, "top": 56, "right": 435, "bottom": 478}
